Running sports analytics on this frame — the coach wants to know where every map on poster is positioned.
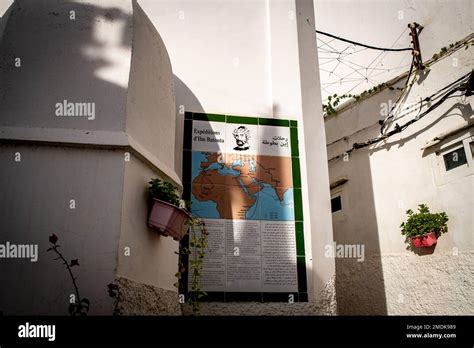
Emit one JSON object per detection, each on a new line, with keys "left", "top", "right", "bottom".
{"left": 191, "top": 152, "right": 294, "bottom": 221}
{"left": 182, "top": 113, "right": 307, "bottom": 301}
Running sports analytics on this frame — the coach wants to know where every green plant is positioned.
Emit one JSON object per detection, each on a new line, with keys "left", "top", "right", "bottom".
{"left": 322, "top": 93, "right": 354, "bottom": 115}
{"left": 148, "top": 178, "right": 208, "bottom": 314}
{"left": 175, "top": 218, "right": 208, "bottom": 315}
{"left": 148, "top": 178, "right": 185, "bottom": 208}
{"left": 322, "top": 83, "right": 389, "bottom": 116}
{"left": 400, "top": 204, "right": 448, "bottom": 239}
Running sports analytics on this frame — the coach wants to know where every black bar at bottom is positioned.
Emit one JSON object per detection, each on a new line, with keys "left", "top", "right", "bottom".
{"left": 0, "top": 316, "right": 472, "bottom": 345}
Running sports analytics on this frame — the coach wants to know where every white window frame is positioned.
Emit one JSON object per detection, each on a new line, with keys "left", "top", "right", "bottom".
{"left": 431, "top": 129, "right": 474, "bottom": 186}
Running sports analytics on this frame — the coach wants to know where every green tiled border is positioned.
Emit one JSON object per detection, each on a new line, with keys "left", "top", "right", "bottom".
{"left": 193, "top": 112, "right": 226, "bottom": 122}
{"left": 183, "top": 120, "right": 193, "bottom": 150}
{"left": 295, "top": 222, "right": 305, "bottom": 256}
{"left": 258, "top": 118, "right": 290, "bottom": 127}
{"left": 290, "top": 127, "right": 299, "bottom": 157}
{"left": 293, "top": 188, "right": 304, "bottom": 222}
{"left": 297, "top": 256, "right": 308, "bottom": 293}
{"left": 182, "top": 151, "right": 192, "bottom": 184}
{"left": 291, "top": 157, "right": 301, "bottom": 189}
{"left": 226, "top": 115, "right": 259, "bottom": 125}
{"left": 185, "top": 112, "right": 298, "bottom": 129}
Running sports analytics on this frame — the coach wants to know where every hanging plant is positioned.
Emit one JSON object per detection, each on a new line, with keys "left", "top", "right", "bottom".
{"left": 147, "top": 178, "right": 208, "bottom": 314}
{"left": 400, "top": 204, "right": 448, "bottom": 248}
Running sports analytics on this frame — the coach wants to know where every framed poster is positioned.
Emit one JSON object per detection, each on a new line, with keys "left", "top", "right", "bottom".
{"left": 181, "top": 112, "right": 307, "bottom": 302}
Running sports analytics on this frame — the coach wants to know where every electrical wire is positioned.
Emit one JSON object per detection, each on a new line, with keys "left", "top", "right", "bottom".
{"left": 316, "top": 29, "right": 413, "bottom": 52}
{"left": 379, "top": 55, "right": 416, "bottom": 134}
{"left": 317, "top": 27, "right": 413, "bottom": 102}
{"left": 328, "top": 70, "right": 474, "bottom": 161}
{"left": 349, "top": 71, "right": 472, "bottom": 151}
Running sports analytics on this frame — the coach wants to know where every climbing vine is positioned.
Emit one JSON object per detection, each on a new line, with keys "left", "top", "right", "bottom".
{"left": 175, "top": 216, "right": 208, "bottom": 315}
{"left": 322, "top": 83, "right": 389, "bottom": 115}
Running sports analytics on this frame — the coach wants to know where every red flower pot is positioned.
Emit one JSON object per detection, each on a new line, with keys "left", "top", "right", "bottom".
{"left": 148, "top": 199, "right": 190, "bottom": 241}
{"left": 411, "top": 231, "right": 438, "bottom": 248}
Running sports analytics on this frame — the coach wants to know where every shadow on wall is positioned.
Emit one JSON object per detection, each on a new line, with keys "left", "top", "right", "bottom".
{"left": 0, "top": 0, "right": 132, "bottom": 130}
{"left": 0, "top": 0, "right": 133, "bottom": 315}
{"left": 371, "top": 102, "right": 473, "bottom": 153}
{"left": 173, "top": 75, "right": 204, "bottom": 177}
{"left": 333, "top": 146, "right": 388, "bottom": 315}
{"left": 0, "top": 2, "right": 14, "bottom": 43}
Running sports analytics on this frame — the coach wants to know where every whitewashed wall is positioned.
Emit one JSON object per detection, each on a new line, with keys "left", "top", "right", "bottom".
{"left": 325, "top": 37, "right": 474, "bottom": 314}
{"left": 0, "top": 0, "right": 181, "bottom": 315}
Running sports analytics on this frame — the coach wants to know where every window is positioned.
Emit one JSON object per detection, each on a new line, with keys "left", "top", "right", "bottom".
{"left": 331, "top": 196, "right": 342, "bottom": 213}
{"left": 430, "top": 129, "right": 474, "bottom": 185}
{"left": 443, "top": 146, "right": 467, "bottom": 171}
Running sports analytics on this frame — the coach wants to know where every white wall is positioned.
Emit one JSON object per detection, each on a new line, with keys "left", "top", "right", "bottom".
{"left": 0, "top": 0, "right": 13, "bottom": 42}
{"left": 0, "top": 145, "right": 124, "bottom": 314}
{"left": 0, "top": 0, "right": 182, "bottom": 314}
{"left": 326, "top": 37, "right": 474, "bottom": 314}
{"left": 117, "top": 1, "right": 180, "bottom": 296}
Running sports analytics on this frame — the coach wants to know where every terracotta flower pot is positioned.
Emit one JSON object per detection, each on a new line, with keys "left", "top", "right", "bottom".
{"left": 148, "top": 199, "right": 190, "bottom": 241}
{"left": 411, "top": 231, "right": 438, "bottom": 248}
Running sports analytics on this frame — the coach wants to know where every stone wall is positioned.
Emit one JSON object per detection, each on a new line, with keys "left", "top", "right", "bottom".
{"left": 116, "top": 277, "right": 181, "bottom": 315}
{"left": 182, "top": 274, "right": 337, "bottom": 316}
{"left": 336, "top": 252, "right": 474, "bottom": 315}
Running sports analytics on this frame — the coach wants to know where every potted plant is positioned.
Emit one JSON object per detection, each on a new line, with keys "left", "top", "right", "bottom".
{"left": 148, "top": 178, "right": 209, "bottom": 313}
{"left": 147, "top": 178, "right": 191, "bottom": 241}
{"left": 400, "top": 204, "right": 448, "bottom": 248}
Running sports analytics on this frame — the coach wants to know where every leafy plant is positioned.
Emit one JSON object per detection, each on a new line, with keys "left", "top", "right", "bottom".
{"left": 47, "top": 234, "right": 90, "bottom": 316}
{"left": 175, "top": 218, "right": 208, "bottom": 315}
{"left": 322, "top": 83, "right": 389, "bottom": 116}
{"left": 400, "top": 204, "right": 448, "bottom": 239}
{"left": 322, "top": 93, "right": 355, "bottom": 115}
{"left": 148, "top": 178, "right": 208, "bottom": 314}
{"left": 148, "top": 178, "right": 186, "bottom": 208}
{"left": 107, "top": 282, "right": 121, "bottom": 315}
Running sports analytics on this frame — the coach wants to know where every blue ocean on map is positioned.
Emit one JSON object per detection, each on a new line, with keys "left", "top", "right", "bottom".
{"left": 192, "top": 151, "right": 240, "bottom": 181}
{"left": 191, "top": 151, "right": 295, "bottom": 221}
{"left": 248, "top": 184, "right": 294, "bottom": 221}
{"left": 191, "top": 195, "right": 221, "bottom": 219}
{"left": 191, "top": 152, "right": 211, "bottom": 182}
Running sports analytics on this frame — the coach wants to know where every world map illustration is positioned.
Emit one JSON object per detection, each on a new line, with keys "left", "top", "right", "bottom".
{"left": 191, "top": 151, "right": 295, "bottom": 221}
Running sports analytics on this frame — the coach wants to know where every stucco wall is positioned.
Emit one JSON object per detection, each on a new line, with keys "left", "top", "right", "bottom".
{"left": 0, "top": 0, "right": 135, "bottom": 315}
{"left": 326, "top": 37, "right": 474, "bottom": 314}
{"left": 113, "top": 1, "right": 182, "bottom": 312}
{"left": 116, "top": 154, "right": 180, "bottom": 294}
{"left": 125, "top": 1, "right": 177, "bottom": 175}
{"left": 0, "top": 0, "right": 12, "bottom": 43}
{"left": 0, "top": 144, "right": 124, "bottom": 315}
{"left": 0, "top": 0, "right": 181, "bottom": 315}
{"left": 0, "top": 0, "right": 133, "bottom": 132}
